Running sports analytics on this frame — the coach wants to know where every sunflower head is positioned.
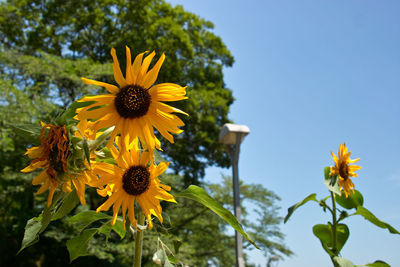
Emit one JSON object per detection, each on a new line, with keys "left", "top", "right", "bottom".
{"left": 330, "top": 143, "right": 362, "bottom": 197}
{"left": 22, "top": 123, "right": 69, "bottom": 179}
{"left": 76, "top": 46, "right": 188, "bottom": 153}
{"left": 21, "top": 121, "right": 101, "bottom": 206}
{"left": 95, "top": 139, "right": 176, "bottom": 230}
{"left": 21, "top": 122, "right": 70, "bottom": 205}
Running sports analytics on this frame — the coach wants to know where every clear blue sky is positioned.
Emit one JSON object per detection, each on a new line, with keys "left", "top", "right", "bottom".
{"left": 168, "top": 1, "right": 400, "bottom": 266}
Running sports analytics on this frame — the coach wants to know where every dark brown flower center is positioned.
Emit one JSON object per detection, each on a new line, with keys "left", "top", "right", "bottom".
{"left": 41, "top": 125, "right": 69, "bottom": 181}
{"left": 338, "top": 162, "right": 349, "bottom": 180}
{"left": 114, "top": 85, "right": 151, "bottom": 118}
{"left": 122, "top": 166, "right": 150, "bottom": 195}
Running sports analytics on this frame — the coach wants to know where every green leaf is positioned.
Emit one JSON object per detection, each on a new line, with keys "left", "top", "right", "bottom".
{"left": 312, "top": 223, "right": 349, "bottom": 255}
{"left": 18, "top": 217, "right": 41, "bottom": 253}
{"left": 333, "top": 256, "right": 356, "bottom": 267}
{"left": 69, "top": 210, "right": 111, "bottom": 232}
{"left": 10, "top": 123, "right": 42, "bottom": 144}
{"left": 364, "top": 260, "right": 391, "bottom": 267}
{"left": 168, "top": 255, "right": 179, "bottom": 265}
{"left": 98, "top": 222, "right": 112, "bottom": 242}
{"left": 175, "top": 185, "right": 259, "bottom": 249}
{"left": 66, "top": 228, "right": 98, "bottom": 262}
{"left": 355, "top": 206, "right": 400, "bottom": 234}
{"left": 323, "top": 166, "right": 341, "bottom": 195}
{"left": 56, "top": 100, "right": 94, "bottom": 125}
{"left": 18, "top": 204, "right": 53, "bottom": 253}
{"left": 111, "top": 219, "right": 126, "bottom": 239}
{"left": 52, "top": 189, "right": 80, "bottom": 221}
{"left": 284, "top": 193, "right": 318, "bottom": 223}
{"left": 335, "top": 190, "right": 363, "bottom": 210}
{"left": 164, "top": 259, "right": 175, "bottom": 267}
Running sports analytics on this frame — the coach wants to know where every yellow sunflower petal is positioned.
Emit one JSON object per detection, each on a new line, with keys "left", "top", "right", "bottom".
{"left": 136, "top": 51, "right": 155, "bottom": 86}
{"left": 143, "top": 53, "right": 165, "bottom": 89}
{"left": 81, "top": 77, "right": 120, "bottom": 94}
{"left": 127, "top": 197, "right": 137, "bottom": 227}
{"left": 32, "top": 170, "right": 48, "bottom": 185}
{"left": 21, "top": 159, "right": 48, "bottom": 173}
{"left": 25, "top": 146, "right": 43, "bottom": 159}
{"left": 97, "top": 193, "right": 120, "bottom": 212}
{"left": 153, "top": 162, "right": 169, "bottom": 177}
{"left": 73, "top": 179, "right": 86, "bottom": 205}
{"left": 111, "top": 48, "right": 129, "bottom": 88}
{"left": 131, "top": 51, "right": 147, "bottom": 84}
{"left": 47, "top": 185, "right": 57, "bottom": 207}
{"left": 111, "top": 196, "right": 123, "bottom": 225}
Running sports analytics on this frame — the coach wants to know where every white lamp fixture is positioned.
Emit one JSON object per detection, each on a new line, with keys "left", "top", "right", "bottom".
{"left": 219, "top": 123, "right": 250, "bottom": 145}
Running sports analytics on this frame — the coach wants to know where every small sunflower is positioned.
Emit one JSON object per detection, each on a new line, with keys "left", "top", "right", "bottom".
{"left": 94, "top": 138, "right": 176, "bottom": 229}
{"left": 75, "top": 46, "right": 187, "bottom": 152}
{"left": 21, "top": 122, "right": 98, "bottom": 206}
{"left": 330, "top": 143, "right": 362, "bottom": 197}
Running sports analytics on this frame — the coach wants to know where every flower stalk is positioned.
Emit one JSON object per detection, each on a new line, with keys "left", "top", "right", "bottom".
{"left": 330, "top": 191, "right": 338, "bottom": 267}
{"left": 133, "top": 212, "right": 145, "bottom": 267}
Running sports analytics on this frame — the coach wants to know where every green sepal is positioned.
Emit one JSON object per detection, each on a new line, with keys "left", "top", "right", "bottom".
{"left": 335, "top": 190, "right": 363, "bottom": 210}
{"left": 82, "top": 137, "right": 91, "bottom": 167}
{"left": 355, "top": 206, "right": 400, "bottom": 234}
{"left": 173, "top": 238, "right": 182, "bottom": 253}
{"left": 333, "top": 256, "right": 356, "bottom": 267}
{"left": 324, "top": 166, "right": 341, "bottom": 195}
{"left": 95, "top": 146, "right": 116, "bottom": 164}
{"left": 175, "top": 185, "right": 259, "bottom": 249}
{"left": 284, "top": 193, "right": 318, "bottom": 223}
{"left": 66, "top": 228, "right": 98, "bottom": 262}
{"left": 312, "top": 223, "right": 349, "bottom": 255}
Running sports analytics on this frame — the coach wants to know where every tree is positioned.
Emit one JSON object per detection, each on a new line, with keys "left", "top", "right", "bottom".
{"left": 0, "top": 0, "right": 234, "bottom": 183}
{"left": 0, "top": 1, "right": 292, "bottom": 265}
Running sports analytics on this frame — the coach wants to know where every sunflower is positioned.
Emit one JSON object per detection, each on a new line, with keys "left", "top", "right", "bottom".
{"left": 21, "top": 122, "right": 98, "bottom": 206}
{"left": 330, "top": 143, "right": 362, "bottom": 197}
{"left": 75, "top": 46, "right": 187, "bottom": 153}
{"left": 94, "top": 138, "right": 176, "bottom": 229}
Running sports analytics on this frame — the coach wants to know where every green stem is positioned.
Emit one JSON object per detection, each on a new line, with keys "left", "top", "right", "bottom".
{"left": 330, "top": 191, "right": 338, "bottom": 267}
{"left": 133, "top": 212, "right": 145, "bottom": 267}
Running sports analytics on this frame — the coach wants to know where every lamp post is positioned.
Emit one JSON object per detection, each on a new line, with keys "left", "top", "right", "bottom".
{"left": 219, "top": 123, "right": 250, "bottom": 267}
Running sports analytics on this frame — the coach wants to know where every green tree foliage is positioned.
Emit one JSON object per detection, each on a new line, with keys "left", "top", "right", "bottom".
{"left": 0, "top": 0, "right": 234, "bottom": 182}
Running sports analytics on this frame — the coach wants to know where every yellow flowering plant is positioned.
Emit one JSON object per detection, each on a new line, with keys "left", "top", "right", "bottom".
{"left": 284, "top": 143, "right": 399, "bottom": 267}
{"left": 17, "top": 47, "right": 258, "bottom": 266}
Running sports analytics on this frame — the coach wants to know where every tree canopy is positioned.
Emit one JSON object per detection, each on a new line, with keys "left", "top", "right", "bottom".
{"left": 0, "top": 0, "right": 292, "bottom": 266}
{"left": 0, "top": 0, "right": 235, "bottom": 182}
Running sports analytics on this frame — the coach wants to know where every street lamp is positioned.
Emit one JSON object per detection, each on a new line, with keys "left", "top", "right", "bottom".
{"left": 219, "top": 123, "right": 250, "bottom": 267}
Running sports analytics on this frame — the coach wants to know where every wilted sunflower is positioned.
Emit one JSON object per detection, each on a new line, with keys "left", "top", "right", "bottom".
{"left": 75, "top": 46, "right": 187, "bottom": 152}
{"left": 330, "top": 143, "right": 362, "bottom": 197}
{"left": 94, "top": 138, "right": 176, "bottom": 229}
{"left": 21, "top": 122, "right": 98, "bottom": 206}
